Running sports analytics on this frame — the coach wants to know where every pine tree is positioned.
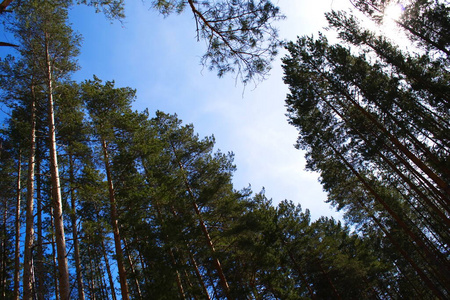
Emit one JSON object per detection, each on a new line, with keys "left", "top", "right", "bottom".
{"left": 3, "top": 1, "right": 81, "bottom": 298}
{"left": 81, "top": 77, "right": 138, "bottom": 300}
{"left": 282, "top": 1, "right": 449, "bottom": 297}
{"left": 0, "top": 126, "right": 17, "bottom": 299}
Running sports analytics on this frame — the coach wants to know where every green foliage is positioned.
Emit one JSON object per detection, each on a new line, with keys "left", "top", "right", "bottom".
{"left": 76, "top": 0, "right": 125, "bottom": 19}
{"left": 2, "top": 0, "right": 438, "bottom": 298}
{"left": 282, "top": 1, "right": 450, "bottom": 298}
{"left": 151, "top": 0, "right": 285, "bottom": 83}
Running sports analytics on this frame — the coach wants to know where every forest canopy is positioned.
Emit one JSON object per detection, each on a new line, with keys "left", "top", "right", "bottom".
{"left": 0, "top": 0, "right": 448, "bottom": 299}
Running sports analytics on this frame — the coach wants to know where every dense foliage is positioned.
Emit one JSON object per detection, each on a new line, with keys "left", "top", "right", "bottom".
{"left": 0, "top": 0, "right": 448, "bottom": 299}
{"left": 283, "top": 0, "right": 449, "bottom": 298}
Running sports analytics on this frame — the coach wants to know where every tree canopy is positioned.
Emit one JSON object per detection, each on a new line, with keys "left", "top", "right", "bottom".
{"left": 1, "top": 0, "right": 449, "bottom": 299}
{"left": 283, "top": 0, "right": 449, "bottom": 298}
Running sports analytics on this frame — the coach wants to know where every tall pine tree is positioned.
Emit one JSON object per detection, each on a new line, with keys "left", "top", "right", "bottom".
{"left": 282, "top": 1, "right": 449, "bottom": 298}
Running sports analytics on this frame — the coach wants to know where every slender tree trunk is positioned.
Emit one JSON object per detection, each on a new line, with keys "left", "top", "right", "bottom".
{"left": 23, "top": 86, "right": 37, "bottom": 300}
{"left": 101, "top": 138, "right": 130, "bottom": 300}
{"left": 171, "top": 250, "right": 187, "bottom": 300}
{"left": 337, "top": 74, "right": 448, "bottom": 194}
{"left": 50, "top": 207, "right": 60, "bottom": 300}
{"left": 329, "top": 142, "right": 448, "bottom": 299}
{"left": 123, "top": 238, "right": 143, "bottom": 299}
{"left": 141, "top": 163, "right": 187, "bottom": 299}
{"left": 282, "top": 240, "right": 315, "bottom": 299}
{"left": 44, "top": 31, "right": 70, "bottom": 300}
{"left": 320, "top": 91, "right": 450, "bottom": 226}
{"left": 87, "top": 241, "right": 96, "bottom": 300}
{"left": 169, "top": 206, "right": 210, "bottom": 300}
{"left": 397, "top": 21, "right": 450, "bottom": 56}
{"left": 97, "top": 262, "right": 109, "bottom": 300}
{"left": 1, "top": 199, "right": 8, "bottom": 299}
{"left": 362, "top": 202, "right": 438, "bottom": 299}
{"left": 190, "top": 198, "right": 230, "bottom": 297}
{"left": 169, "top": 142, "right": 231, "bottom": 299}
{"left": 69, "top": 152, "right": 86, "bottom": 300}
{"left": 331, "top": 137, "right": 450, "bottom": 282}
{"left": 205, "top": 267, "right": 219, "bottom": 298}
{"left": 182, "top": 268, "right": 199, "bottom": 300}
{"left": 88, "top": 275, "right": 96, "bottom": 300}
{"left": 137, "top": 252, "right": 150, "bottom": 288}
{"left": 101, "top": 239, "right": 117, "bottom": 300}
{"left": 36, "top": 157, "right": 45, "bottom": 300}
{"left": 13, "top": 152, "right": 21, "bottom": 300}
{"left": 316, "top": 258, "right": 341, "bottom": 300}
{"left": 187, "top": 249, "right": 211, "bottom": 300}
{"left": 314, "top": 66, "right": 449, "bottom": 196}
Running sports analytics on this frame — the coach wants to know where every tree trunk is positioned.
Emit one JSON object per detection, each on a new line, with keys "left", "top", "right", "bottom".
{"left": 87, "top": 241, "right": 96, "bottom": 300}
{"left": 69, "top": 152, "right": 86, "bottom": 300}
{"left": 13, "top": 152, "right": 21, "bottom": 300}
{"left": 36, "top": 157, "right": 45, "bottom": 300}
{"left": 44, "top": 31, "right": 70, "bottom": 300}
{"left": 101, "top": 138, "right": 130, "bottom": 300}
{"left": 1, "top": 198, "right": 8, "bottom": 299}
{"left": 319, "top": 91, "right": 450, "bottom": 225}
{"left": 332, "top": 72, "right": 449, "bottom": 195}
{"left": 187, "top": 249, "right": 211, "bottom": 300}
{"left": 23, "top": 86, "right": 37, "bottom": 300}
{"left": 317, "top": 258, "right": 341, "bottom": 300}
{"left": 169, "top": 142, "right": 231, "bottom": 299}
{"left": 329, "top": 141, "right": 448, "bottom": 299}
{"left": 101, "top": 239, "right": 117, "bottom": 300}
{"left": 282, "top": 241, "right": 315, "bottom": 299}
{"left": 123, "top": 238, "right": 142, "bottom": 299}
{"left": 141, "top": 163, "right": 187, "bottom": 299}
{"left": 50, "top": 207, "right": 60, "bottom": 300}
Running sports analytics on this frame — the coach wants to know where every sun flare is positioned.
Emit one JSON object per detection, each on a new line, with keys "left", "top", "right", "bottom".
{"left": 383, "top": 2, "right": 405, "bottom": 25}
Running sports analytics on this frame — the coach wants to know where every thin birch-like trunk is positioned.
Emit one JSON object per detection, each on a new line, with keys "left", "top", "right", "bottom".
{"left": 101, "top": 239, "right": 117, "bottom": 300}
{"left": 44, "top": 31, "right": 70, "bottom": 300}
{"left": 170, "top": 142, "right": 231, "bottom": 299}
{"left": 36, "top": 157, "right": 45, "bottom": 300}
{"left": 13, "top": 152, "right": 21, "bottom": 300}
{"left": 101, "top": 138, "right": 129, "bottom": 300}
{"left": 69, "top": 152, "right": 85, "bottom": 300}
{"left": 50, "top": 207, "right": 60, "bottom": 300}
{"left": 1, "top": 200, "right": 8, "bottom": 299}
{"left": 329, "top": 142, "right": 448, "bottom": 299}
{"left": 166, "top": 141, "right": 231, "bottom": 298}
{"left": 123, "top": 238, "right": 142, "bottom": 299}
{"left": 23, "top": 86, "right": 37, "bottom": 300}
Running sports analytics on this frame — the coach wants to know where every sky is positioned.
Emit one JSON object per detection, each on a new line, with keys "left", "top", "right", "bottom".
{"left": 1, "top": 0, "right": 353, "bottom": 221}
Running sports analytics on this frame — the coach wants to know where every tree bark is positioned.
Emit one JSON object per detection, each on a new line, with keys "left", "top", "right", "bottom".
{"left": 36, "top": 157, "right": 45, "bottom": 300}
{"left": 1, "top": 198, "right": 8, "bottom": 299}
{"left": 169, "top": 141, "right": 231, "bottom": 299}
{"left": 124, "top": 239, "right": 143, "bottom": 299}
{"left": 101, "top": 239, "right": 117, "bottom": 300}
{"left": 329, "top": 142, "right": 448, "bottom": 299}
{"left": 44, "top": 31, "right": 70, "bottom": 300}
{"left": 23, "top": 86, "right": 36, "bottom": 300}
{"left": 50, "top": 207, "right": 60, "bottom": 300}
{"left": 13, "top": 152, "right": 21, "bottom": 300}
{"left": 69, "top": 152, "right": 86, "bottom": 300}
{"left": 101, "top": 138, "right": 130, "bottom": 300}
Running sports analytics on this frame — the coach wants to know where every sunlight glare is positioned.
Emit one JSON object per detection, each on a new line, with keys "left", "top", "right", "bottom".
{"left": 383, "top": 2, "right": 404, "bottom": 25}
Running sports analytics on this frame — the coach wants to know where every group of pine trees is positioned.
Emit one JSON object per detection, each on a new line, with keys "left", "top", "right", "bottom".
{"left": 0, "top": 0, "right": 448, "bottom": 299}
{"left": 283, "top": 0, "right": 449, "bottom": 298}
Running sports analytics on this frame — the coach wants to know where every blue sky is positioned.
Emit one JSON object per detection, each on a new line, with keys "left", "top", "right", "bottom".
{"left": 2, "top": 0, "right": 352, "bottom": 220}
